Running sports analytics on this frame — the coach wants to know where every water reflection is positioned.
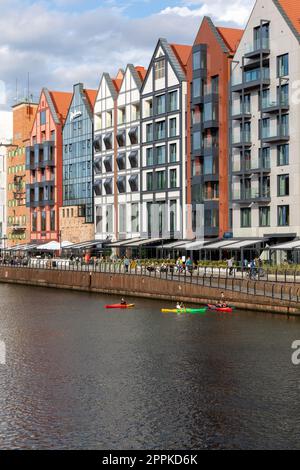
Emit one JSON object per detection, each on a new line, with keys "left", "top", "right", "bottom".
{"left": 0, "top": 284, "right": 300, "bottom": 449}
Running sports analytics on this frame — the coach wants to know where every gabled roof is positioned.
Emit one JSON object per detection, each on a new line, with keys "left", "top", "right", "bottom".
{"left": 217, "top": 27, "right": 243, "bottom": 53}
{"left": 84, "top": 89, "right": 97, "bottom": 109}
{"left": 135, "top": 66, "right": 147, "bottom": 81}
{"left": 274, "top": 0, "right": 300, "bottom": 42}
{"left": 48, "top": 91, "right": 72, "bottom": 124}
{"left": 170, "top": 44, "right": 192, "bottom": 73}
{"left": 202, "top": 16, "right": 243, "bottom": 55}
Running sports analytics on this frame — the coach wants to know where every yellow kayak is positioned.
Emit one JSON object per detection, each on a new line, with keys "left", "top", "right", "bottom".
{"left": 161, "top": 308, "right": 207, "bottom": 314}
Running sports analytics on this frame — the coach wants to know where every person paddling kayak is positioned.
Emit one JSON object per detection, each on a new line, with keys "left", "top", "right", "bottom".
{"left": 216, "top": 292, "right": 228, "bottom": 308}
{"left": 120, "top": 298, "right": 127, "bottom": 306}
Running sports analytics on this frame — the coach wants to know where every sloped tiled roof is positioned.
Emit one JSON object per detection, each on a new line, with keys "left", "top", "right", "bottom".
{"left": 217, "top": 27, "right": 243, "bottom": 53}
{"left": 170, "top": 44, "right": 192, "bottom": 73}
{"left": 112, "top": 79, "right": 122, "bottom": 92}
{"left": 49, "top": 91, "right": 72, "bottom": 124}
{"left": 274, "top": 0, "right": 300, "bottom": 41}
{"left": 135, "top": 66, "right": 147, "bottom": 81}
{"left": 84, "top": 89, "right": 97, "bottom": 109}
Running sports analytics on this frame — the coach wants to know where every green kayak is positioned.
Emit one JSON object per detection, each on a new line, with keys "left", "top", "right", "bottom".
{"left": 161, "top": 308, "right": 207, "bottom": 314}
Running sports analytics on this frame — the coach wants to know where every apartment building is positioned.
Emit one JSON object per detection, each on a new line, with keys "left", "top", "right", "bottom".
{"left": 187, "top": 17, "right": 243, "bottom": 239}
{"left": 26, "top": 89, "right": 72, "bottom": 242}
{"left": 94, "top": 70, "right": 124, "bottom": 241}
{"left": 231, "top": 0, "right": 300, "bottom": 243}
{"left": 61, "top": 83, "right": 97, "bottom": 243}
{"left": 140, "top": 38, "right": 191, "bottom": 240}
{"left": 0, "top": 110, "right": 13, "bottom": 249}
{"left": 114, "top": 65, "right": 146, "bottom": 240}
{"left": 7, "top": 101, "right": 37, "bottom": 246}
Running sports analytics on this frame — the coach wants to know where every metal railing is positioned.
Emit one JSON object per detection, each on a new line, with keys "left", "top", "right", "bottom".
{"left": 0, "top": 260, "right": 299, "bottom": 305}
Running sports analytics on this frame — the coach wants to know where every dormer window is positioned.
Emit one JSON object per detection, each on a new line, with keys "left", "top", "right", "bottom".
{"left": 129, "top": 150, "right": 138, "bottom": 168}
{"left": 104, "top": 155, "right": 112, "bottom": 172}
{"left": 128, "top": 127, "right": 138, "bottom": 145}
{"left": 116, "top": 130, "right": 126, "bottom": 147}
{"left": 104, "top": 132, "right": 112, "bottom": 150}
{"left": 155, "top": 59, "right": 165, "bottom": 80}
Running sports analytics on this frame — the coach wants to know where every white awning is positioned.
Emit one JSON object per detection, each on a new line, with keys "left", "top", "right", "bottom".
{"left": 163, "top": 240, "right": 190, "bottom": 249}
{"left": 184, "top": 240, "right": 214, "bottom": 250}
{"left": 125, "top": 238, "right": 163, "bottom": 247}
{"left": 204, "top": 239, "right": 241, "bottom": 250}
{"left": 222, "top": 239, "right": 263, "bottom": 249}
{"left": 270, "top": 240, "right": 300, "bottom": 250}
{"left": 107, "top": 238, "right": 146, "bottom": 248}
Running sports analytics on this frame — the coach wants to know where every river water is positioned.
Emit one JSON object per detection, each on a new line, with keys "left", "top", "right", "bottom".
{"left": 0, "top": 283, "right": 300, "bottom": 450}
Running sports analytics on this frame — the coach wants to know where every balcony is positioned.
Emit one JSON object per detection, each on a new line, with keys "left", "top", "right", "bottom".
{"left": 232, "top": 105, "right": 252, "bottom": 121}
{"left": 232, "top": 132, "right": 252, "bottom": 148}
{"left": 262, "top": 97, "right": 289, "bottom": 114}
{"left": 244, "top": 39, "right": 270, "bottom": 59}
{"left": 261, "top": 128, "right": 289, "bottom": 144}
{"left": 232, "top": 68, "right": 270, "bottom": 93}
{"left": 232, "top": 187, "right": 271, "bottom": 204}
{"left": 203, "top": 143, "right": 219, "bottom": 158}
{"left": 232, "top": 157, "right": 271, "bottom": 175}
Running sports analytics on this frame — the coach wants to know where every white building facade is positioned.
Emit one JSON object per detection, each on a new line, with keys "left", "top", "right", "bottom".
{"left": 140, "top": 39, "right": 190, "bottom": 240}
{"left": 0, "top": 110, "right": 13, "bottom": 249}
{"left": 231, "top": 0, "right": 300, "bottom": 243}
{"left": 94, "top": 71, "right": 123, "bottom": 241}
{"left": 115, "top": 65, "right": 145, "bottom": 240}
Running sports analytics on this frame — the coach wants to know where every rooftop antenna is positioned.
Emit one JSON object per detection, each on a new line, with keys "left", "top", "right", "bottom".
{"left": 27, "top": 72, "right": 30, "bottom": 103}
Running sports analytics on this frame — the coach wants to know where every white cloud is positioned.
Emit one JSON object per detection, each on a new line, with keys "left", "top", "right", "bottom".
{"left": 160, "top": 0, "right": 254, "bottom": 26}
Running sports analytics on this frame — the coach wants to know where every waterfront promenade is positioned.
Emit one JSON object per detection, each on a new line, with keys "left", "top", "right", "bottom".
{"left": 0, "top": 261, "right": 299, "bottom": 315}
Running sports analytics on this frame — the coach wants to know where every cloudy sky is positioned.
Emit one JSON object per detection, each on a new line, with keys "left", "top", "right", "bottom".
{"left": 0, "top": 0, "right": 254, "bottom": 107}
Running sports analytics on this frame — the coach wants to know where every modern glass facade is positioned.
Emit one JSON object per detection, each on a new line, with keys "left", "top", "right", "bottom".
{"left": 63, "top": 83, "right": 94, "bottom": 224}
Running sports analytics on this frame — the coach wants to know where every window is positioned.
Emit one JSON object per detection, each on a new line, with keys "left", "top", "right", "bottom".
{"left": 32, "top": 213, "right": 37, "bottom": 232}
{"left": 156, "top": 171, "right": 166, "bottom": 190}
{"left": 157, "top": 146, "right": 166, "bottom": 165}
{"left": 154, "top": 59, "right": 165, "bottom": 80}
{"left": 169, "top": 118, "right": 177, "bottom": 137}
{"left": 277, "top": 144, "right": 289, "bottom": 166}
{"left": 204, "top": 156, "right": 218, "bottom": 175}
{"left": 119, "top": 204, "right": 126, "bottom": 233}
{"left": 169, "top": 143, "right": 177, "bottom": 163}
{"left": 146, "top": 173, "right": 153, "bottom": 191}
{"left": 278, "top": 174, "right": 289, "bottom": 197}
{"left": 260, "top": 147, "right": 270, "bottom": 169}
{"left": 96, "top": 206, "right": 102, "bottom": 233}
{"left": 146, "top": 123, "right": 153, "bottom": 142}
{"left": 211, "top": 76, "right": 219, "bottom": 94}
{"left": 278, "top": 114, "right": 289, "bottom": 136}
{"left": 40, "top": 110, "right": 46, "bottom": 125}
{"left": 204, "top": 209, "right": 219, "bottom": 228}
{"left": 169, "top": 91, "right": 178, "bottom": 112}
{"left": 117, "top": 153, "right": 126, "bottom": 170}
{"left": 241, "top": 208, "right": 251, "bottom": 228}
{"left": 170, "top": 169, "right": 177, "bottom": 188}
{"left": 116, "top": 130, "right": 126, "bottom": 147}
{"left": 169, "top": 200, "right": 177, "bottom": 235}
{"left": 156, "top": 121, "right": 165, "bottom": 140}
{"left": 41, "top": 211, "right": 46, "bottom": 232}
{"left": 193, "top": 51, "right": 201, "bottom": 70}
{"left": 278, "top": 205, "right": 289, "bottom": 226}
{"left": 254, "top": 23, "right": 269, "bottom": 49}
{"left": 117, "top": 177, "right": 126, "bottom": 194}
{"left": 50, "top": 210, "right": 55, "bottom": 231}
{"left": 106, "top": 205, "right": 113, "bottom": 233}
{"left": 146, "top": 148, "right": 154, "bottom": 166}
{"left": 104, "top": 132, "right": 112, "bottom": 150}
{"left": 104, "top": 155, "right": 112, "bottom": 172}
{"left": 259, "top": 207, "right": 270, "bottom": 227}
{"left": 277, "top": 54, "right": 289, "bottom": 77}
{"left": 129, "top": 175, "right": 138, "bottom": 192}
{"left": 192, "top": 132, "right": 202, "bottom": 152}
{"left": 94, "top": 136, "right": 102, "bottom": 152}
{"left": 192, "top": 78, "right": 202, "bottom": 99}
{"left": 128, "top": 127, "right": 138, "bottom": 145}
{"left": 104, "top": 178, "right": 113, "bottom": 195}
{"left": 128, "top": 151, "right": 138, "bottom": 168}
{"left": 131, "top": 203, "right": 139, "bottom": 232}
{"left": 157, "top": 95, "right": 165, "bottom": 114}
{"left": 94, "top": 180, "right": 102, "bottom": 196}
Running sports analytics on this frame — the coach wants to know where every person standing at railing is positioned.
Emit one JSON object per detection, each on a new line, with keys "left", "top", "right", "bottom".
{"left": 124, "top": 257, "right": 130, "bottom": 273}
{"left": 227, "top": 257, "right": 234, "bottom": 276}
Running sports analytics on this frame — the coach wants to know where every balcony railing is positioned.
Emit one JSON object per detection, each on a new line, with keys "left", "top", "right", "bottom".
{"left": 232, "top": 187, "right": 271, "bottom": 202}
{"left": 232, "top": 157, "right": 271, "bottom": 173}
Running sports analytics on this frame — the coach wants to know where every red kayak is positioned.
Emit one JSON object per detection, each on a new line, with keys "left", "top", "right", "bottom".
{"left": 105, "top": 304, "right": 135, "bottom": 309}
{"left": 207, "top": 304, "right": 233, "bottom": 313}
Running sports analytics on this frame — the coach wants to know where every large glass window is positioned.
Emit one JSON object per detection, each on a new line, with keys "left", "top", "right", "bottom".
{"left": 277, "top": 54, "right": 289, "bottom": 77}
{"left": 146, "top": 123, "right": 153, "bottom": 142}
{"left": 170, "top": 169, "right": 177, "bottom": 188}
{"left": 156, "top": 121, "right": 166, "bottom": 140}
{"left": 146, "top": 172, "right": 153, "bottom": 191}
{"left": 278, "top": 174, "right": 289, "bottom": 197}
{"left": 146, "top": 147, "right": 154, "bottom": 166}
{"left": 157, "top": 95, "right": 165, "bottom": 114}
{"left": 192, "top": 132, "right": 202, "bottom": 152}
{"left": 277, "top": 144, "right": 289, "bottom": 166}
{"left": 40, "top": 110, "right": 46, "bottom": 125}
{"left": 41, "top": 211, "right": 46, "bottom": 232}
{"left": 192, "top": 78, "right": 202, "bottom": 99}
{"left": 259, "top": 207, "right": 270, "bottom": 227}
{"left": 154, "top": 59, "right": 165, "bottom": 80}
{"left": 169, "top": 91, "right": 178, "bottom": 112}
{"left": 169, "top": 143, "right": 177, "bottom": 163}
{"left": 241, "top": 208, "right": 251, "bottom": 228}
{"left": 156, "top": 171, "right": 166, "bottom": 190}
{"left": 157, "top": 146, "right": 166, "bottom": 165}
{"left": 131, "top": 203, "right": 139, "bottom": 233}
{"left": 50, "top": 210, "right": 55, "bottom": 231}
{"left": 278, "top": 205, "right": 289, "bottom": 226}
{"left": 169, "top": 118, "right": 177, "bottom": 137}
{"left": 106, "top": 205, "right": 113, "bottom": 233}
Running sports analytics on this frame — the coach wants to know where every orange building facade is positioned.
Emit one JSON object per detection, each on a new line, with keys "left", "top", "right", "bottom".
{"left": 7, "top": 102, "right": 38, "bottom": 247}
{"left": 187, "top": 17, "right": 243, "bottom": 238}
{"left": 26, "top": 89, "right": 72, "bottom": 242}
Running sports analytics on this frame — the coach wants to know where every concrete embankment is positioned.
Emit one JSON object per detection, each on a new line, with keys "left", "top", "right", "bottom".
{"left": 0, "top": 266, "right": 299, "bottom": 316}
